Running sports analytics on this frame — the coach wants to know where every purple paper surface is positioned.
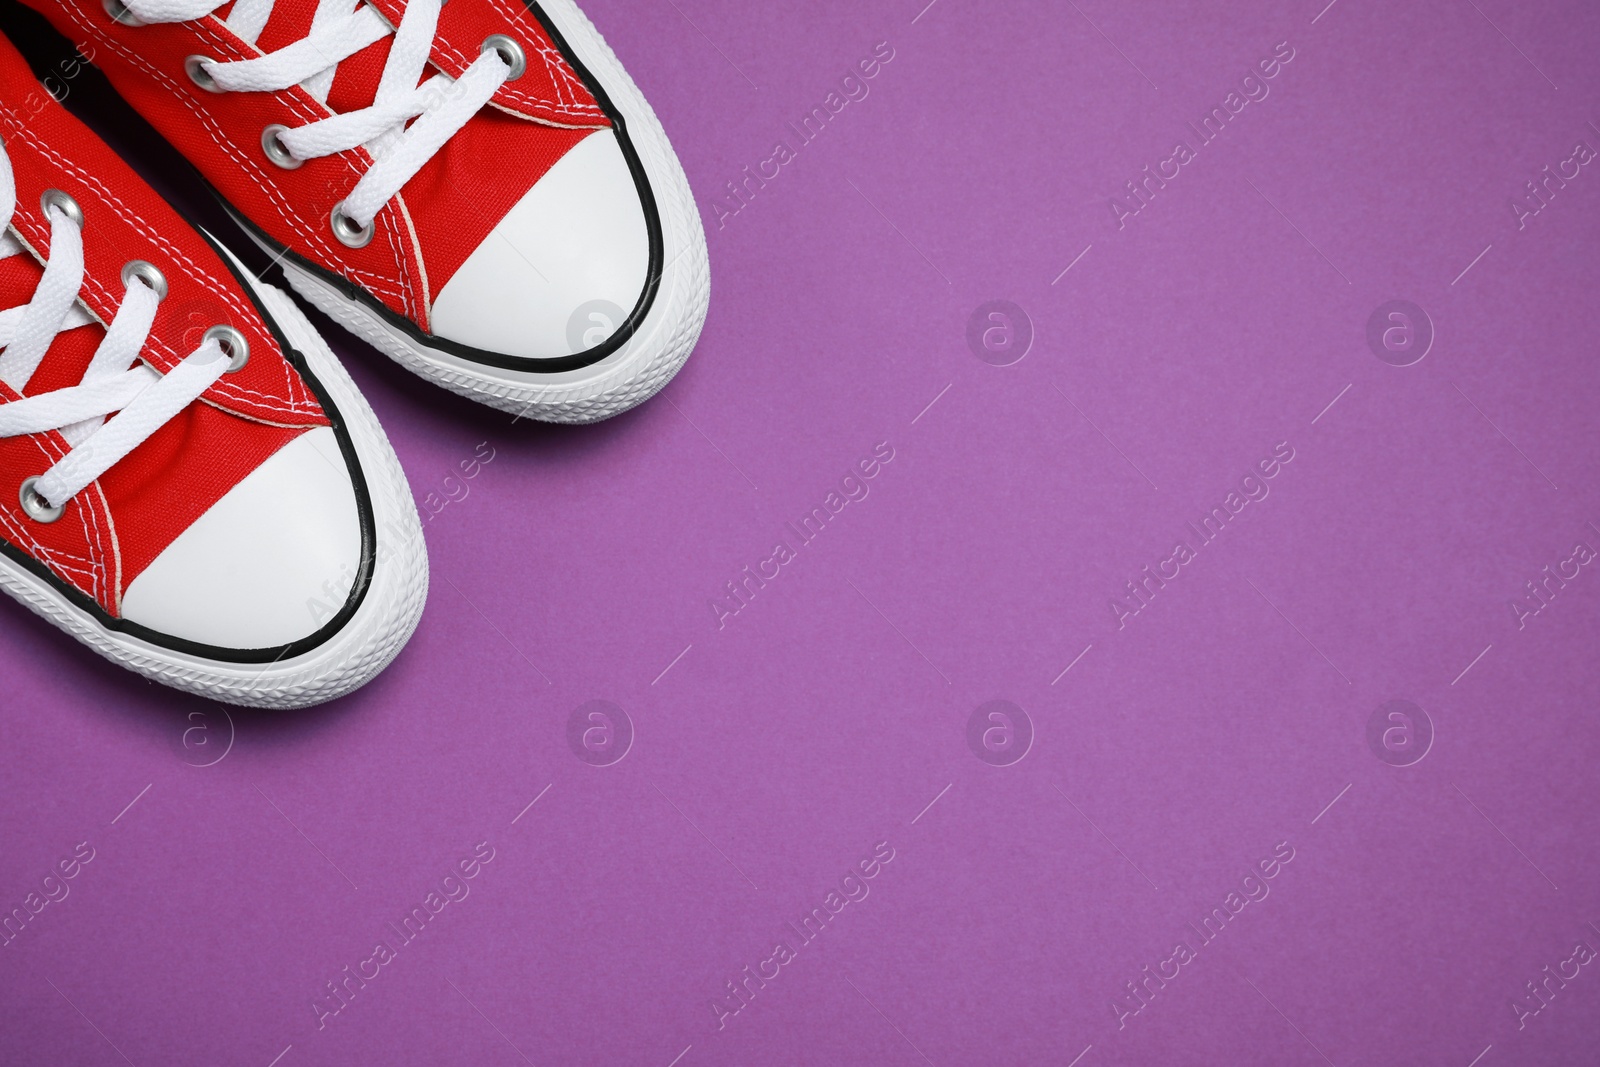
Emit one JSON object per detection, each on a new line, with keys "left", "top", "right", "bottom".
{"left": 4, "top": 0, "right": 1600, "bottom": 1063}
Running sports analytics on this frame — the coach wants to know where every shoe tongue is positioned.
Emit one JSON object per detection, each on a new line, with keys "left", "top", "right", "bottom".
{"left": 237, "top": 0, "right": 319, "bottom": 50}
{"left": 0, "top": 247, "right": 43, "bottom": 304}
{"left": 0, "top": 253, "right": 104, "bottom": 399}
{"left": 325, "top": 34, "right": 396, "bottom": 116}
{"left": 238, "top": 0, "right": 405, "bottom": 119}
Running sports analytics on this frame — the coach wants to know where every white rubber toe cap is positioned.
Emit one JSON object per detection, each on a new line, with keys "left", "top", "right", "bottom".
{"left": 120, "top": 427, "right": 363, "bottom": 649}
{"left": 428, "top": 129, "right": 650, "bottom": 361}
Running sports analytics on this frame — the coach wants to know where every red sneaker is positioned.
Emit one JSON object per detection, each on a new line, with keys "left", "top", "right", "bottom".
{"left": 0, "top": 31, "right": 426, "bottom": 707}
{"left": 27, "top": 0, "right": 710, "bottom": 423}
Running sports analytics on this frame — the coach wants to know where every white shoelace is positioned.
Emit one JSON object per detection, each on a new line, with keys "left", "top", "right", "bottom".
{"left": 0, "top": 143, "right": 227, "bottom": 514}
{"left": 123, "top": 0, "right": 516, "bottom": 230}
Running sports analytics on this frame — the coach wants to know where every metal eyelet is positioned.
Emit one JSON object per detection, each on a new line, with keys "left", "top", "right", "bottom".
{"left": 184, "top": 55, "right": 223, "bottom": 93}
{"left": 120, "top": 260, "right": 168, "bottom": 301}
{"left": 329, "top": 205, "right": 374, "bottom": 248}
{"left": 204, "top": 325, "right": 249, "bottom": 372}
{"left": 260, "top": 124, "right": 302, "bottom": 170}
{"left": 101, "top": 0, "right": 145, "bottom": 25}
{"left": 19, "top": 477, "right": 63, "bottom": 524}
{"left": 480, "top": 35, "right": 526, "bottom": 80}
{"left": 40, "top": 189, "right": 83, "bottom": 228}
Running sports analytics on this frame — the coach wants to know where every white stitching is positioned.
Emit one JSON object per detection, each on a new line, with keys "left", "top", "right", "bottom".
{"left": 0, "top": 111, "right": 321, "bottom": 421}
{"left": 62, "top": 10, "right": 422, "bottom": 321}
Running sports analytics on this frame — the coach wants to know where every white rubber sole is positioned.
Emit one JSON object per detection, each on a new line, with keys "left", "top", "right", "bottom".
{"left": 268, "top": 0, "right": 711, "bottom": 424}
{"left": 0, "top": 272, "right": 429, "bottom": 710}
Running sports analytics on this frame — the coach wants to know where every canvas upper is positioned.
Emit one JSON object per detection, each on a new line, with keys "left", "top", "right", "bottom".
{"left": 0, "top": 27, "right": 377, "bottom": 654}
{"left": 23, "top": 0, "right": 657, "bottom": 366}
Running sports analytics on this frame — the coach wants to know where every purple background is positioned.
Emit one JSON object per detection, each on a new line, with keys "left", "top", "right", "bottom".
{"left": 5, "top": 0, "right": 1600, "bottom": 1063}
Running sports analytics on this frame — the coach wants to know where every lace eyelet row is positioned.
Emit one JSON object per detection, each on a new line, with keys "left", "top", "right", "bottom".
{"left": 14, "top": 193, "right": 250, "bottom": 523}
{"left": 161, "top": 26, "right": 528, "bottom": 247}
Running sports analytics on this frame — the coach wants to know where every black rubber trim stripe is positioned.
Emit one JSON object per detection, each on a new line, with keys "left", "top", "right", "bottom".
{"left": 0, "top": 227, "right": 379, "bottom": 666}
{"left": 215, "top": 0, "right": 666, "bottom": 376}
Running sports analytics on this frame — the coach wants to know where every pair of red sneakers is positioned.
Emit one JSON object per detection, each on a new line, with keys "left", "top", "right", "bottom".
{"left": 0, "top": 0, "right": 709, "bottom": 706}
